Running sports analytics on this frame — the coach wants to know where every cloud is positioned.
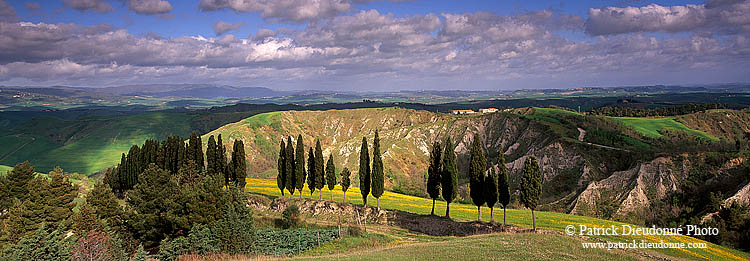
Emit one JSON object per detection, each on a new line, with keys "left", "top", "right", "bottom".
{"left": 26, "top": 2, "right": 41, "bottom": 11}
{"left": 585, "top": 1, "right": 750, "bottom": 35}
{"left": 128, "top": 0, "right": 173, "bottom": 15}
{"left": 213, "top": 21, "right": 243, "bottom": 35}
{"left": 63, "top": 0, "right": 113, "bottom": 13}
{"left": 0, "top": 0, "right": 17, "bottom": 21}
{"left": 252, "top": 28, "right": 276, "bottom": 41}
{"left": 199, "top": 0, "right": 353, "bottom": 23}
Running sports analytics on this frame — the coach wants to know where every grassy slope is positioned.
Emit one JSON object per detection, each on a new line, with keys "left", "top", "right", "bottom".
{"left": 613, "top": 117, "right": 718, "bottom": 141}
{"left": 0, "top": 112, "right": 193, "bottom": 174}
{"left": 246, "top": 178, "right": 750, "bottom": 260}
{"left": 298, "top": 233, "right": 639, "bottom": 260}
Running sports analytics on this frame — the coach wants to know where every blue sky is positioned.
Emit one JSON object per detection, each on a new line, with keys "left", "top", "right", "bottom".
{"left": 0, "top": 0, "right": 747, "bottom": 90}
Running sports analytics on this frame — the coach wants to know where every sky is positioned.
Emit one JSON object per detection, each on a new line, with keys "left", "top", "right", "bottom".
{"left": 0, "top": 0, "right": 748, "bottom": 91}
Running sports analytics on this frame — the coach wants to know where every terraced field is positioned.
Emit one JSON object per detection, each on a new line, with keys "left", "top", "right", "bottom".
{"left": 245, "top": 178, "right": 750, "bottom": 260}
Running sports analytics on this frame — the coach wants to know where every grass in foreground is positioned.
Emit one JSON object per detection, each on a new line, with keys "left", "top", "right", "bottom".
{"left": 246, "top": 178, "right": 750, "bottom": 260}
{"left": 295, "top": 233, "right": 640, "bottom": 260}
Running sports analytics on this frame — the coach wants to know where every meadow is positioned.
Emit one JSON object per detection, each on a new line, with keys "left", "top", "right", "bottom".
{"left": 245, "top": 178, "right": 750, "bottom": 260}
{"left": 614, "top": 116, "right": 718, "bottom": 140}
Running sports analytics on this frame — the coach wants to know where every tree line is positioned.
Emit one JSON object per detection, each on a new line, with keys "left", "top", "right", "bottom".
{"left": 276, "top": 131, "right": 387, "bottom": 210}
{"left": 105, "top": 133, "right": 247, "bottom": 195}
{"left": 590, "top": 103, "right": 727, "bottom": 117}
{"left": 427, "top": 135, "right": 543, "bottom": 230}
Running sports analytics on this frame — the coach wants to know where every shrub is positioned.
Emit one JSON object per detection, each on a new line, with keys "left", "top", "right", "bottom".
{"left": 281, "top": 205, "right": 301, "bottom": 229}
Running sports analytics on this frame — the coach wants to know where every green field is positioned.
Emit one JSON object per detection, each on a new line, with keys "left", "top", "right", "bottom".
{"left": 613, "top": 117, "right": 718, "bottom": 140}
{"left": 246, "top": 178, "right": 750, "bottom": 260}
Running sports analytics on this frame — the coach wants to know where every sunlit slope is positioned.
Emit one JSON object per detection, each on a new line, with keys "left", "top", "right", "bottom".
{"left": 0, "top": 112, "right": 193, "bottom": 174}
{"left": 246, "top": 178, "right": 750, "bottom": 261}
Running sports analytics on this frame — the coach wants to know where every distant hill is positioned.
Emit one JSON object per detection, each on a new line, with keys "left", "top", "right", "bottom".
{"left": 91, "top": 84, "right": 289, "bottom": 98}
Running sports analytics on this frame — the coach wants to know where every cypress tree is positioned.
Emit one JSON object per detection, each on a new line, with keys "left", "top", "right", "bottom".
{"left": 520, "top": 155, "right": 543, "bottom": 231}
{"left": 295, "top": 135, "right": 306, "bottom": 198}
{"left": 498, "top": 153, "right": 511, "bottom": 231}
{"left": 469, "top": 135, "right": 487, "bottom": 221}
{"left": 277, "top": 139, "right": 286, "bottom": 196}
{"left": 307, "top": 147, "right": 316, "bottom": 198}
{"left": 115, "top": 153, "right": 126, "bottom": 193}
{"left": 340, "top": 167, "right": 351, "bottom": 203}
{"left": 427, "top": 141, "right": 442, "bottom": 215}
{"left": 187, "top": 132, "right": 204, "bottom": 172}
{"left": 326, "top": 154, "right": 336, "bottom": 200}
{"left": 206, "top": 135, "right": 218, "bottom": 175}
{"left": 217, "top": 134, "right": 228, "bottom": 185}
{"left": 6, "top": 161, "right": 36, "bottom": 201}
{"left": 371, "top": 131, "right": 384, "bottom": 211}
{"left": 485, "top": 167, "right": 498, "bottom": 224}
{"left": 285, "top": 136, "right": 296, "bottom": 197}
{"left": 359, "top": 137, "right": 371, "bottom": 206}
{"left": 314, "top": 139, "right": 325, "bottom": 200}
{"left": 230, "top": 140, "right": 247, "bottom": 189}
{"left": 441, "top": 138, "right": 458, "bottom": 218}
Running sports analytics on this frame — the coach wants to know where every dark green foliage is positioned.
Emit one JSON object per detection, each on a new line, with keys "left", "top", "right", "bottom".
{"left": 6, "top": 161, "right": 35, "bottom": 202}
{"left": 186, "top": 224, "right": 219, "bottom": 256}
{"left": 1, "top": 226, "right": 72, "bottom": 261}
{"left": 0, "top": 174, "right": 9, "bottom": 213}
{"left": 157, "top": 237, "right": 187, "bottom": 261}
{"left": 520, "top": 156, "right": 542, "bottom": 210}
{"left": 285, "top": 136, "right": 296, "bottom": 196}
{"left": 521, "top": 155, "right": 543, "bottom": 230}
{"left": 326, "top": 154, "right": 336, "bottom": 197}
{"left": 186, "top": 132, "right": 204, "bottom": 172}
{"left": 174, "top": 173, "right": 226, "bottom": 229}
{"left": 441, "top": 138, "right": 458, "bottom": 218}
{"left": 134, "top": 244, "right": 147, "bottom": 261}
{"left": 591, "top": 103, "right": 727, "bottom": 117}
{"left": 485, "top": 168, "right": 498, "bottom": 211}
{"left": 277, "top": 139, "right": 286, "bottom": 196}
{"left": 126, "top": 164, "right": 182, "bottom": 249}
{"left": 497, "top": 153, "right": 511, "bottom": 209}
{"left": 253, "top": 228, "right": 339, "bottom": 256}
{"left": 371, "top": 131, "right": 384, "bottom": 208}
{"left": 340, "top": 167, "right": 351, "bottom": 199}
{"left": 44, "top": 170, "right": 78, "bottom": 225}
{"left": 314, "top": 139, "right": 325, "bottom": 197}
{"left": 206, "top": 135, "right": 218, "bottom": 175}
{"left": 307, "top": 147, "right": 316, "bottom": 196}
{"left": 427, "top": 141, "right": 442, "bottom": 215}
{"left": 295, "top": 135, "right": 306, "bottom": 196}
{"left": 216, "top": 134, "right": 229, "bottom": 186}
{"left": 359, "top": 136, "right": 371, "bottom": 205}
{"left": 469, "top": 135, "right": 487, "bottom": 218}
{"left": 230, "top": 139, "right": 247, "bottom": 188}
{"left": 280, "top": 205, "right": 301, "bottom": 229}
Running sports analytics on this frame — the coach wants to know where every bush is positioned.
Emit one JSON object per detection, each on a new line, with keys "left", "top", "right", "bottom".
{"left": 254, "top": 228, "right": 339, "bottom": 256}
{"left": 280, "top": 205, "right": 301, "bottom": 229}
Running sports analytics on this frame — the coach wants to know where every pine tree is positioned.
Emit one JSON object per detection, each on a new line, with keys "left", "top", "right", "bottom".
{"left": 0, "top": 173, "right": 10, "bottom": 212}
{"left": 469, "top": 135, "right": 487, "bottom": 221}
{"left": 441, "top": 138, "right": 458, "bottom": 218}
{"left": 371, "top": 131, "right": 384, "bottom": 211}
{"left": 497, "top": 153, "right": 511, "bottom": 231}
{"left": 285, "top": 136, "right": 296, "bottom": 197}
{"left": 307, "top": 147, "right": 316, "bottom": 198}
{"left": 277, "top": 139, "right": 286, "bottom": 196}
{"left": 326, "top": 154, "right": 336, "bottom": 200}
{"left": 359, "top": 136, "right": 371, "bottom": 206}
{"left": 485, "top": 167, "right": 498, "bottom": 224}
{"left": 295, "top": 134, "right": 306, "bottom": 198}
{"left": 520, "top": 155, "right": 543, "bottom": 231}
{"left": 206, "top": 135, "right": 218, "bottom": 175}
{"left": 44, "top": 169, "right": 78, "bottom": 225}
{"left": 427, "top": 141, "right": 442, "bottom": 215}
{"left": 217, "top": 134, "right": 228, "bottom": 186}
{"left": 314, "top": 139, "right": 325, "bottom": 200}
{"left": 230, "top": 139, "right": 247, "bottom": 189}
{"left": 87, "top": 181, "right": 125, "bottom": 229}
{"left": 340, "top": 167, "right": 351, "bottom": 203}
{"left": 126, "top": 164, "right": 181, "bottom": 248}
{"left": 6, "top": 161, "right": 36, "bottom": 201}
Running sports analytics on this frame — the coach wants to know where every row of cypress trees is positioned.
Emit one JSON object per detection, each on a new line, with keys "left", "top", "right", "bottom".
{"left": 277, "top": 135, "right": 353, "bottom": 201}
{"left": 428, "top": 134, "right": 543, "bottom": 230}
{"left": 358, "top": 131, "right": 385, "bottom": 211}
{"left": 106, "top": 133, "right": 248, "bottom": 194}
